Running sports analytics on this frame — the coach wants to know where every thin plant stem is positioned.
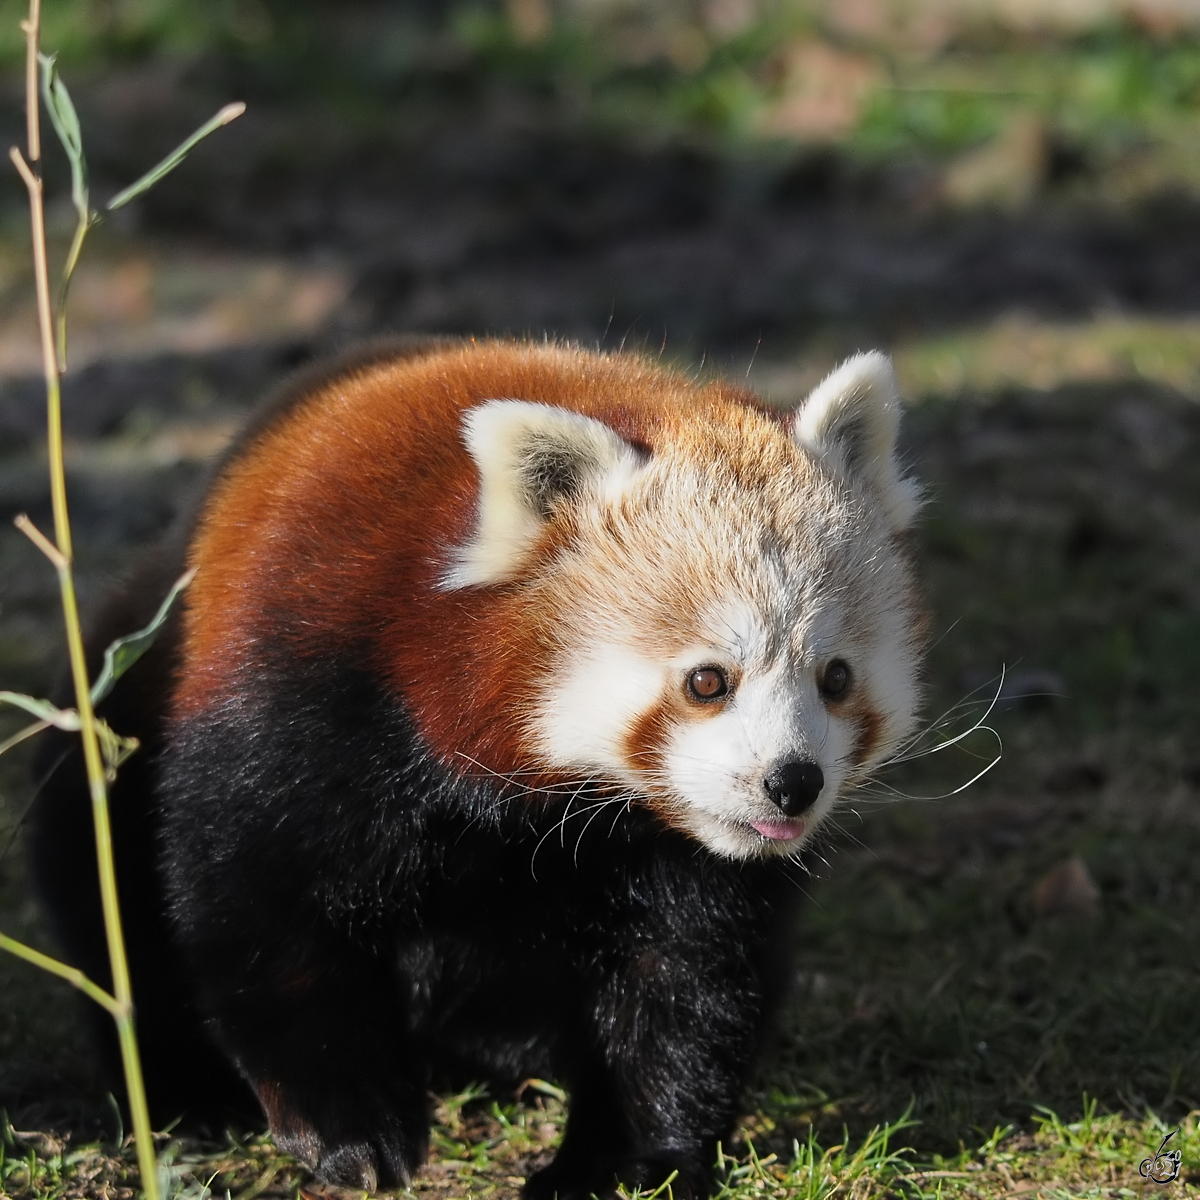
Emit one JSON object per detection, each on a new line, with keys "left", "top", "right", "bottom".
{"left": 14, "top": 510, "right": 65, "bottom": 567}
{"left": 20, "top": 1, "right": 40, "bottom": 163}
{"left": 0, "top": 932, "right": 120, "bottom": 1017}
{"left": 56, "top": 209, "right": 92, "bottom": 372}
{"left": 0, "top": 717, "right": 52, "bottom": 758}
{"left": 8, "top": 5, "right": 161, "bottom": 1195}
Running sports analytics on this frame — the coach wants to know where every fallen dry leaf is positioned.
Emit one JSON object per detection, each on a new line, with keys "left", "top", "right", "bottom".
{"left": 1034, "top": 855, "right": 1101, "bottom": 919}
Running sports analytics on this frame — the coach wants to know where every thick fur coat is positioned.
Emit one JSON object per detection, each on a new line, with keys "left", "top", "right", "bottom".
{"left": 32, "top": 339, "right": 924, "bottom": 1200}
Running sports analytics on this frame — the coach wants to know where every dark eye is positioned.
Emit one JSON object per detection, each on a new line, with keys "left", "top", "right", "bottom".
{"left": 820, "top": 659, "right": 852, "bottom": 700}
{"left": 687, "top": 667, "right": 729, "bottom": 702}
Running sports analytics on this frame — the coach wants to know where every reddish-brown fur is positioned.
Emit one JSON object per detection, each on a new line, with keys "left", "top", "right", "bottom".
{"left": 178, "top": 342, "right": 770, "bottom": 781}
{"left": 851, "top": 706, "right": 883, "bottom": 766}
{"left": 34, "top": 338, "right": 924, "bottom": 1200}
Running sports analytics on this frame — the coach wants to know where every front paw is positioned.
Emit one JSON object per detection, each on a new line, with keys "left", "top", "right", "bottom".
{"left": 307, "top": 1126, "right": 422, "bottom": 1193}
{"left": 257, "top": 1079, "right": 427, "bottom": 1191}
{"left": 523, "top": 1152, "right": 711, "bottom": 1200}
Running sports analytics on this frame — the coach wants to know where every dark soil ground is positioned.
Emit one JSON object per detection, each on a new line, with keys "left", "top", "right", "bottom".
{"left": 0, "top": 47, "right": 1198, "bottom": 1199}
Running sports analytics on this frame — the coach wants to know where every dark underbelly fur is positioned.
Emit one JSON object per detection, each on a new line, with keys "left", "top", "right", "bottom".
{"left": 31, "top": 562, "right": 802, "bottom": 1200}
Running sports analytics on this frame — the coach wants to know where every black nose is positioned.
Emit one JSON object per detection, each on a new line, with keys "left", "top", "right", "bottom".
{"left": 763, "top": 759, "right": 824, "bottom": 816}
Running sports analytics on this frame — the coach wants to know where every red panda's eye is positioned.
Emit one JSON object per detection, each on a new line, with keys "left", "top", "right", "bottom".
{"left": 820, "top": 659, "right": 852, "bottom": 700}
{"left": 687, "top": 667, "right": 729, "bottom": 702}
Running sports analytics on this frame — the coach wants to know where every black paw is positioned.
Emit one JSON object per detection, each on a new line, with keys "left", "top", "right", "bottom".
{"left": 312, "top": 1126, "right": 420, "bottom": 1192}
{"left": 259, "top": 1081, "right": 427, "bottom": 1192}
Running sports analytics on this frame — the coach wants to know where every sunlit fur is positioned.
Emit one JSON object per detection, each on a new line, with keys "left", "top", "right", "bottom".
{"left": 507, "top": 360, "right": 924, "bottom": 859}
{"left": 174, "top": 342, "right": 922, "bottom": 863}
{"left": 32, "top": 338, "right": 927, "bottom": 1199}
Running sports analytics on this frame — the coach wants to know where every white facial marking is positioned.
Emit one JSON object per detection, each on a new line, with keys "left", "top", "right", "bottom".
{"left": 533, "top": 642, "right": 664, "bottom": 780}
{"left": 655, "top": 596, "right": 854, "bottom": 859}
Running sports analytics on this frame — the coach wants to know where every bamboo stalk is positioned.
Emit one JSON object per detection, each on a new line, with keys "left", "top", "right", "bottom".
{"left": 9, "top": 5, "right": 160, "bottom": 1196}
{"left": 20, "top": 1, "right": 40, "bottom": 163}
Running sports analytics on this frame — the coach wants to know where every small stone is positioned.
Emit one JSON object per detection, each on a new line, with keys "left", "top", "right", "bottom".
{"left": 1034, "top": 855, "right": 1100, "bottom": 919}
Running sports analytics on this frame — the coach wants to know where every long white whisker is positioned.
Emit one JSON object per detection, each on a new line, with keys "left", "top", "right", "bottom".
{"left": 925, "top": 615, "right": 964, "bottom": 654}
{"left": 574, "top": 794, "right": 634, "bottom": 864}
{"left": 608, "top": 794, "right": 635, "bottom": 838}
{"left": 850, "top": 728, "right": 1003, "bottom": 802}
{"left": 883, "top": 665, "right": 1007, "bottom": 766}
{"left": 530, "top": 782, "right": 587, "bottom": 879}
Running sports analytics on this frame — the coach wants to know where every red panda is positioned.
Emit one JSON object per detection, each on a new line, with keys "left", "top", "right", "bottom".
{"left": 31, "top": 338, "right": 924, "bottom": 1200}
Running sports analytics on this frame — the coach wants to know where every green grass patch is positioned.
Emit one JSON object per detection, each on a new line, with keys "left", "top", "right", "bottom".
{"left": 2, "top": 1101, "right": 1196, "bottom": 1198}
{"left": 854, "top": 31, "right": 1200, "bottom": 158}
{"left": 896, "top": 315, "right": 1200, "bottom": 401}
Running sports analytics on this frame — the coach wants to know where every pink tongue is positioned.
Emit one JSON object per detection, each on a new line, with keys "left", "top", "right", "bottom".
{"left": 750, "top": 819, "right": 805, "bottom": 841}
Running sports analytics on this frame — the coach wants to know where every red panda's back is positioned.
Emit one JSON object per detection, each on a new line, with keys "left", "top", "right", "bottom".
{"left": 175, "top": 341, "right": 764, "bottom": 767}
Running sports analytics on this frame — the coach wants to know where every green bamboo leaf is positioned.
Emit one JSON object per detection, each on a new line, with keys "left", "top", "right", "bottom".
{"left": 106, "top": 102, "right": 246, "bottom": 212}
{"left": 39, "top": 52, "right": 95, "bottom": 371}
{"left": 90, "top": 568, "right": 196, "bottom": 706}
{"left": 0, "top": 691, "right": 80, "bottom": 731}
{"left": 38, "top": 52, "right": 88, "bottom": 222}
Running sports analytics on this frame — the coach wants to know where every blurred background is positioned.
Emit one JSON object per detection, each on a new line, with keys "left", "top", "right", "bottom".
{"left": 0, "top": 0, "right": 1198, "bottom": 1194}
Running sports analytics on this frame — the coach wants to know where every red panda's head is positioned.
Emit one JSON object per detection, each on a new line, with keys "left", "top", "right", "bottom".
{"left": 441, "top": 352, "right": 925, "bottom": 861}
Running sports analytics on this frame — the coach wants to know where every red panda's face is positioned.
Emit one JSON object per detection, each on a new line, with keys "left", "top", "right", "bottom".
{"left": 446, "top": 353, "right": 925, "bottom": 862}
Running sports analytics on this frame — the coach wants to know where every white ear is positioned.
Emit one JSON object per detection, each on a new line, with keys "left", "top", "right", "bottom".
{"left": 792, "top": 351, "right": 919, "bottom": 531}
{"left": 442, "top": 400, "right": 644, "bottom": 589}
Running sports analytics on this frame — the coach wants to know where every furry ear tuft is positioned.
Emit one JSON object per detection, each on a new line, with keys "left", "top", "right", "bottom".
{"left": 443, "top": 400, "right": 643, "bottom": 589}
{"left": 792, "top": 352, "right": 919, "bottom": 531}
